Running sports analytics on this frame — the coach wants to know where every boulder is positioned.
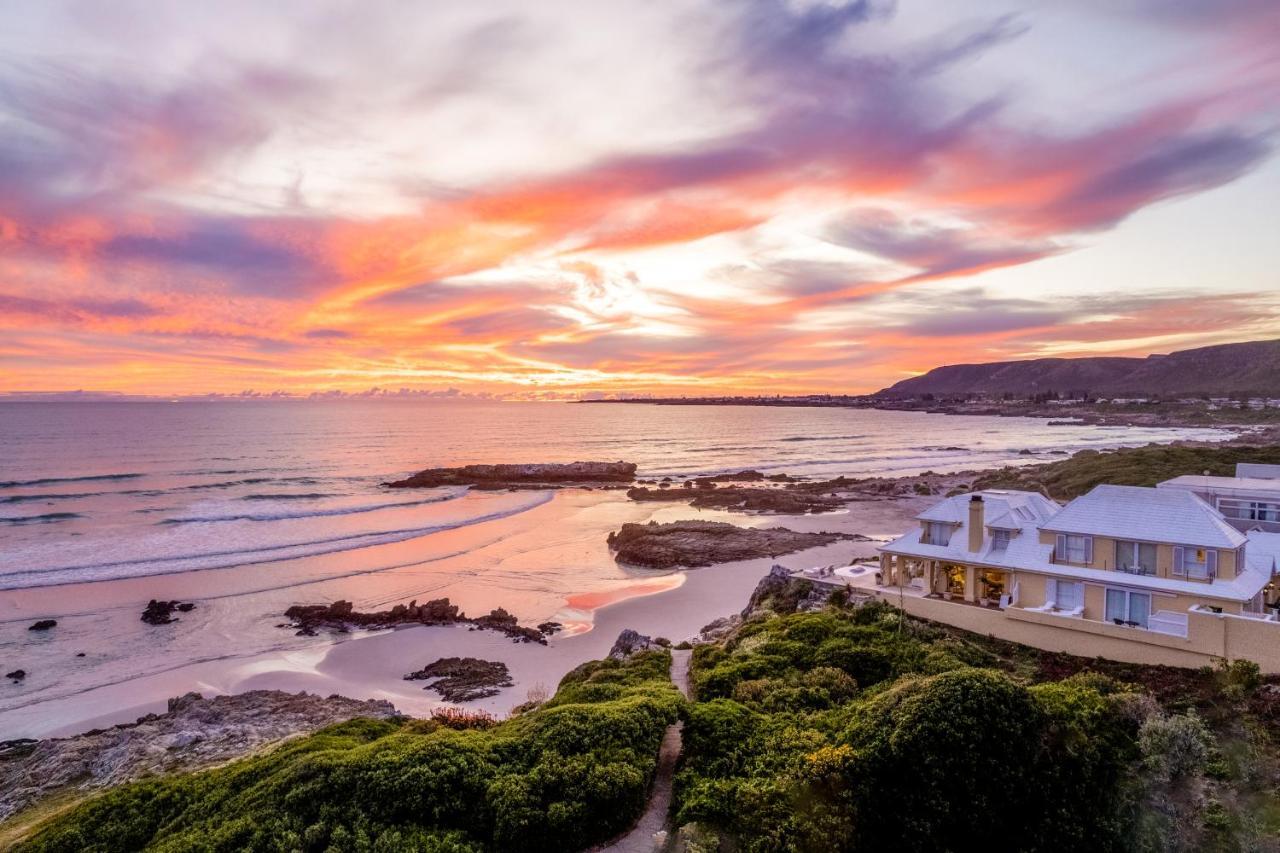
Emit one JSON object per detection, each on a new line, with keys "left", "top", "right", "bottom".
{"left": 28, "top": 620, "right": 57, "bottom": 631}
{"left": 608, "top": 629, "right": 662, "bottom": 660}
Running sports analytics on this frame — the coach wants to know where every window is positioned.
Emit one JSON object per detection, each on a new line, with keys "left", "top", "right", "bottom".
{"left": 1115, "top": 540, "right": 1157, "bottom": 575}
{"left": 1055, "top": 580, "right": 1084, "bottom": 611}
{"left": 1173, "top": 546, "right": 1217, "bottom": 580}
{"left": 1055, "top": 533, "right": 1093, "bottom": 565}
{"left": 1105, "top": 589, "right": 1150, "bottom": 628}
{"left": 924, "top": 522, "right": 953, "bottom": 546}
{"left": 991, "top": 529, "right": 1012, "bottom": 553}
{"left": 1217, "top": 498, "right": 1280, "bottom": 523}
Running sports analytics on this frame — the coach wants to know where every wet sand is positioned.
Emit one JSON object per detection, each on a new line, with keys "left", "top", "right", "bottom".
{"left": 0, "top": 489, "right": 923, "bottom": 739}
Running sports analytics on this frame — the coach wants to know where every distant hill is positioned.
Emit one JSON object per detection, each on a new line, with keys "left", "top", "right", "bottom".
{"left": 877, "top": 339, "right": 1280, "bottom": 398}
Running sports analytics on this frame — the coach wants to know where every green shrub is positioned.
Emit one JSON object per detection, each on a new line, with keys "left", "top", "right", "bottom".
{"left": 20, "top": 653, "right": 680, "bottom": 853}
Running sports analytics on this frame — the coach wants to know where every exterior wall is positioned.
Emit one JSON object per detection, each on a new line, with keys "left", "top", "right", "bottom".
{"left": 857, "top": 584, "right": 1280, "bottom": 673}
{"left": 1038, "top": 532, "right": 1237, "bottom": 583}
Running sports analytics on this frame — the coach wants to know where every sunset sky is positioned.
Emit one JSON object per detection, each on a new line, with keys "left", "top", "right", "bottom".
{"left": 2, "top": 0, "right": 1278, "bottom": 398}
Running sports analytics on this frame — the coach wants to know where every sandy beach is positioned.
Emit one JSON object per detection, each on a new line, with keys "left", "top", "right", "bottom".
{"left": 0, "top": 486, "right": 919, "bottom": 739}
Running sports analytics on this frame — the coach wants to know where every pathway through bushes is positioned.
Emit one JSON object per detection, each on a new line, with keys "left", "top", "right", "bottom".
{"left": 599, "top": 649, "right": 691, "bottom": 853}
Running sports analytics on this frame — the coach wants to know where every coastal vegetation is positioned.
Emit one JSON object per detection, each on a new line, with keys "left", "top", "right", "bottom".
{"left": 672, "top": 592, "right": 1280, "bottom": 852}
{"left": 971, "top": 443, "right": 1280, "bottom": 500}
{"left": 14, "top": 651, "right": 681, "bottom": 853}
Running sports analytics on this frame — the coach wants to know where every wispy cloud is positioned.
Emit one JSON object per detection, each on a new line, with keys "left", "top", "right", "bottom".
{"left": 0, "top": 0, "right": 1276, "bottom": 395}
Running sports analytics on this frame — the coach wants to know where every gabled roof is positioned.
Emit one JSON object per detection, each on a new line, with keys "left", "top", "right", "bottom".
{"left": 1043, "top": 484, "right": 1246, "bottom": 549}
{"left": 916, "top": 490, "right": 1058, "bottom": 528}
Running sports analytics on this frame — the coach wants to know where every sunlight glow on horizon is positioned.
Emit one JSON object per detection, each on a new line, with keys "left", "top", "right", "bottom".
{"left": 1, "top": 0, "right": 1278, "bottom": 399}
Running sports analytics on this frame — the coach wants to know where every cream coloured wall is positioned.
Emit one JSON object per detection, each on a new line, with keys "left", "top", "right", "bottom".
{"left": 1039, "top": 531, "right": 1236, "bottom": 582}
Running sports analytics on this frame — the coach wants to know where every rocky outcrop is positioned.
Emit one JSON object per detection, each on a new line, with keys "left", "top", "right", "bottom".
{"left": 627, "top": 474, "right": 866, "bottom": 514}
{"left": 0, "top": 690, "right": 399, "bottom": 822}
{"left": 741, "top": 564, "right": 834, "bottom": 616}
{"left": 140, "top": 600, "right": 195, "bottom": 625}
{"left": 6, "top": 669, "right": 25, "bottom": 683}
{"left": 607, "top": 520, "right": 858, "bottom": 569}
{"left": 385, "top": 461, "right": 637, "bottom": 489}
{"left": 27, "top": 620, "right": 56, "bottom": 631}
{"left": 608, "top": 629, "right": 664, "bottom": 660}
{"left": 404, "top": 657, "right": 514, "bottom": 701}
{"left": 282, "top": 598, "right": 553, "bottom": 644}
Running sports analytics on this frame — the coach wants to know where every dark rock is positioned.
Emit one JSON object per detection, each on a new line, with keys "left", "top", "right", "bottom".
{"left": 385, "top": 461, "right": 637, "bottom": 489}
{"left": 28, "top": 620, "right": 57, "bottom": 631}
{"left": 608, "top": 629, "right": 661, "bottom": 660}
{"left": 626, "top": 475, "right": 858, "bottom": 514}
{"left": 75, "top": 652, "right": 85, "bottom": 657}
{"left": 282, "top": 597, "right": 546, "bottom": 643}
{"left": 607, "top": 520, "right": 861, "bottom": 569}
{"left": 6, "top": 669, "right": 25, "bottom": 682}
{"left": 141, "top": 600, "right": 192, "bottom": 625}
{"left": 404, "top": 657, "right": 513, "bottom": 701}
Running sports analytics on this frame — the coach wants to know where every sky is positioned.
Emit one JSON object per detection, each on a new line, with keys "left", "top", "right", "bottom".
{"left": 1, "top": 0, "right": 1278, "bottom": 399}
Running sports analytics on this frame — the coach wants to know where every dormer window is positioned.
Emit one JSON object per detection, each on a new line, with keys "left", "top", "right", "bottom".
{"left": 991, "top": 529, "right": 1012, "bottom": 553}
{"left": 1173, "top": 546, "right": 1217, "bottom": 580}
{"left": 924, "top": 522, "right": 953, "bottom": 546}
{"left": 1115, "top": 540, "right": 1156, "bottom": 575}
{"left": 1055, "top": 534, "right": 1093, "bottom": 565}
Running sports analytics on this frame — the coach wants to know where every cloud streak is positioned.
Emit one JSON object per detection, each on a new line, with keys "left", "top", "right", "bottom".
{"left": 0, "top": 0, "right": 1277, "bottom": 396}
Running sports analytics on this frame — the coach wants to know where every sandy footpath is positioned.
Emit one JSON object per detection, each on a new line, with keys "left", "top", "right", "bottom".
{"left": 1, "top": 492, "right": 924, "bottom": 739}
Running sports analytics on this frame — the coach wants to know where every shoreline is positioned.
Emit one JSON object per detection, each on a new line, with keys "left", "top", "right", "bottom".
{"left": 0, "top": 525, "right": 891, "bottom": 740}
{"left": 1, "top": 415, "right": 1255, "bottom": 741}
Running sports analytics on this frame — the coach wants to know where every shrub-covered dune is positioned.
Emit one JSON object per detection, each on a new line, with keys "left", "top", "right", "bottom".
{"left": 971, "top": 443, "right": 1280, "bottom": 500}
{"left": 15, "top": 652, "right": 681, "bottom": 853}
{"left": 672, "top": 597, "right": 1280, "bottom": 852}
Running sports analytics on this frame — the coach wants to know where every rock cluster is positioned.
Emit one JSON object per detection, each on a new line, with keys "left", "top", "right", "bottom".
{"left": 626, "top": 473, "right": 862, "bottom": 514}
{"left": 282, "top": 598, "right": 553, "bottom": 644}
{"left": 607, "top": 520, "right": 859, "bottom": 569}
{"left": 141, "top": 600, "right": 195, "bottom": 625}
{"left": 5, "top": 669, "right": 25, "bottom": 683}
{"left": 0, "top": 690, "right": 399, "bottom": 822}
{"left": 385, "top": 460, "right": 637, "bottom": 489}
{"left": 404, "top": 657, "right": 514, "bottom": 701}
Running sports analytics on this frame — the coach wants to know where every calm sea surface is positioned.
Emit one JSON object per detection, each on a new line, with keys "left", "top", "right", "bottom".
{"left": 0, "top": 400, "right": 1229, "bottom": 591}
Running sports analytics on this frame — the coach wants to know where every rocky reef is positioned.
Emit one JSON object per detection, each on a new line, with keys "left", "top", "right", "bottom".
{"left": 626, "top": 473, "right": 867, "bottom": 514}
{"left": 140, "top": 599, "right": 195, "bottom": 625}
{"left": 404, "top": 657, "right": 514, "bottom": 701}
{"left": 384, "top": 460, "right": 637, "bottom": 489}
{"left": 282, "top": 598, "right": 551, "bottom": 644}
{"left": 0, "top": 690, "right": 399, "bottom": 822}
{"left": 607, "top": 520, "right": 861, "bottom": 569}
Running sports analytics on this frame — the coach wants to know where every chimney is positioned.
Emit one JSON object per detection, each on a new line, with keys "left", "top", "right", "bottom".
{"left": 968, "top": 495, "right": 984, "bottom": 552}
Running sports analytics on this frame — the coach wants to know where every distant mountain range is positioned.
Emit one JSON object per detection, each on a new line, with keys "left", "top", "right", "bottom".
{"left": 876, "top": 339, "right": 1280, "bottom": 398}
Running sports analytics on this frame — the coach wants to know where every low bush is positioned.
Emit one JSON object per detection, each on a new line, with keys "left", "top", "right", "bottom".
{"left": 19, "top": 652, "right": 680, "bottom": 853}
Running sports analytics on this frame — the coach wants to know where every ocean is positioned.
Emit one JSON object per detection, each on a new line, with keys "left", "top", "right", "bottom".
{"left": 0, "top": 400, "right": 1231, "bottom": 736}
{"left": 0, "top": 400, "right": 1229, "bottom": 591}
